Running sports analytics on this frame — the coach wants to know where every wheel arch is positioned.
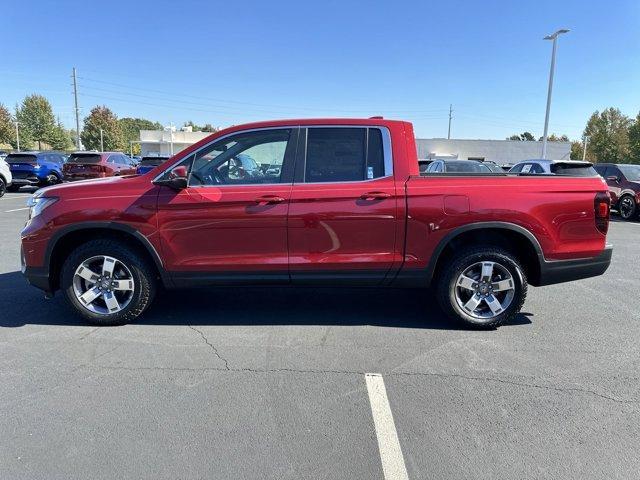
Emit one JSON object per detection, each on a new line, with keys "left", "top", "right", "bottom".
{"left": 426, "top": 222, "right": 544, "bottom": 287}
{"left": 46, "top": 222, "right": 169, "bottom": 291}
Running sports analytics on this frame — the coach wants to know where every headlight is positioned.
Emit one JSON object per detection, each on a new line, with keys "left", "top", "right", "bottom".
{"left": 27, "top": 196, "right": 57, "bottom": 219}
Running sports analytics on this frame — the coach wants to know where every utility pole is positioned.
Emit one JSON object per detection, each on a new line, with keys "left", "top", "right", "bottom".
{"left": 447, "top": 104, "right": 453, "bottom": 139}
{"left": 15, "top": 121, "right": 20, "bottom": 152}
{"left": 100, "top": 128, "right": 104, "bottom": 152}
{"left": 72, "top": 67, "right": 81, "bottom": 150}
{"left": 541, "top": 29, "right": 569, "bottom": 159}
{"left": 582, "top": 135, "right": 590, "bottom": 161}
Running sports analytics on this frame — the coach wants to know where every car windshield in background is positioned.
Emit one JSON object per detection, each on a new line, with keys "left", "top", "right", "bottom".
{"left": 446, "top": 161, "right": 491, "bottom": 173}
{"left": 550, "top": 163, "right": 597, "bottom": 176}
{"left": 618, "top": 165, "right": 640, "bottom": 181}
{"left": 6, "top": 154, "right": 38, "bottom": 164}
{"left": 67, "top": 154, "right": 102, "bottom": 164}
{"left": 140, "top": 157, "right": 168, "bottom": 167}
{"left": 484, "top": 163, "right": 505, "bottom": 173}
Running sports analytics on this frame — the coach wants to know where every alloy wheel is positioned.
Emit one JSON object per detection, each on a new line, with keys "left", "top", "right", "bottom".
{"left": 454, "top": 261, "right": 515, "bottom": 321}
{"left": 72, "top": 255, "right": 135, "bottom": 315}
{"left": 619, "top": 197, "right": 635, "bottom": 219}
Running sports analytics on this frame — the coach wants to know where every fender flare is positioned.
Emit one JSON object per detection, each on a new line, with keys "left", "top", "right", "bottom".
{"left": 423, "top": 221, "right": 545, "bottom": 285}
{"left": 45, "top": 221, "right": 170, "bottom": 287}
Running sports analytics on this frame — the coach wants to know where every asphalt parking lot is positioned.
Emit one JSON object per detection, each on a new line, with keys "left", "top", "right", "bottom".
{"left": 1, "top": 191, "right": 639, "bottom": 479}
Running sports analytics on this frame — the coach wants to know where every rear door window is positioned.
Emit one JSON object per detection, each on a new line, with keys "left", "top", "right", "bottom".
{"left": 303, "top": 127, "right": 387, "bottom": 183}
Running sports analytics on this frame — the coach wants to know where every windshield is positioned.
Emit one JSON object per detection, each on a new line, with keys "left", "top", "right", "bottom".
{"left": 140, "top": 157, "right": 169, "bottom": 167}
{"left": 618, "top": 164, "right": 640, "bottom": 181}
{"left": 445, "top": 161, "right": 491, "bottom": 173}
{"left": 550, "top": 163, "right": 597, "bottom": 177}
{"left": 67, "top": 154, "right": 102, "bottom": 164}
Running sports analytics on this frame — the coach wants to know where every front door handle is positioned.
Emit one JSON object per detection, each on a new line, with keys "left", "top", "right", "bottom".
{"left": 256, "top": 195, "right": 285, "bottom": 205}
{"left": 360, "top": 191, "right": 391, "bottom": 200}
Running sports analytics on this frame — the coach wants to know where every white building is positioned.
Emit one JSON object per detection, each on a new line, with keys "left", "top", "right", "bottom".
{"left": 138, "top": 127, "right": 212, "bottom": 156}
{"left": 416, "top": 138, "right": 571, "bottom": 166}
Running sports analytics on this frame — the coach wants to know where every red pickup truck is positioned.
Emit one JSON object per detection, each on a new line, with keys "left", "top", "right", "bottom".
{"left": 21, "top": 118, "right": 612, "bottom": 328}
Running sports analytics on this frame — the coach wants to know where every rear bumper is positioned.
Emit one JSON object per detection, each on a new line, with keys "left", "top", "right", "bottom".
{"left": 536, "top": 244, "right": 613, "bottom": 286}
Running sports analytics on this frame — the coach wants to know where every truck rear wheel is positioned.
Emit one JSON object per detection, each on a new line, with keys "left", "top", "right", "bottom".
{"left": 61, "top": 239, "right": 157, "bottom": 326}
{"left": 437, "top": 246, "right": 527, "bottom": 329}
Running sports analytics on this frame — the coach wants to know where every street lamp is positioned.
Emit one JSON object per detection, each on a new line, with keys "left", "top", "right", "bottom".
{"left": 541, "top": 28, "right": 570, "bottom": 159}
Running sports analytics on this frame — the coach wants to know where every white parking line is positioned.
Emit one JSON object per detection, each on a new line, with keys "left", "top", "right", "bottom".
{"left": 365, "top": 373, "right": 409, "bottom": 480}
{"left": 4, "top": 207, "right": 29, "bottom": 212}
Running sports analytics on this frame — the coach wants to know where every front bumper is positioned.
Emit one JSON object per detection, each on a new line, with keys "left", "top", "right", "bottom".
{"left": 536, "top": 244, "right": 613, "bottom": 286}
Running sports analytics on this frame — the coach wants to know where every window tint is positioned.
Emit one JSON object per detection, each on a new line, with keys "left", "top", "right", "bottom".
{"left": 189, "top": 129, "right": 291, "bottom": 186}
{"left": 304, "top": 127, "right": 386, "bottom": 183}
{"left": 510, "top": 164, "right": 524, "bottom": 173}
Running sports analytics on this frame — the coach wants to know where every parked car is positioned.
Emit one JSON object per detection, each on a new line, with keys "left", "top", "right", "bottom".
{"left": 418, "top": 159, "right": 433, "bottom": 173}
{"left": 483, "top": 161, "right": 506, "bottom": 173}
{"left": 425, "top": 159, "right": 492, "bottom": 173}
{"left": 22, "top": 118, "right": 612, "bottom": 328}
{"left": 136, "top": 156, "right": 170, "bottom": 175}
{"left": 593, "top": 163, "right": 640, "bottom": 220}
{"left": 63, "top": 152, "right": 137, "bottom": 181}
{"left": 0, "top": 156, "right": 12, "bottom": 197}
{"left": 5, "top": 151, "right": 66, "bottom": 191}
{"left": 509, "top": 159, "right": 597, "bottom": 176}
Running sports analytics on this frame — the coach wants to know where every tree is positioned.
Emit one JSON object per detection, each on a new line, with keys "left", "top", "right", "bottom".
{"left": 584, "top": 108, "right": 631, "bottom": 163}
{"left": 507, "top": 131, "right": 535, "bottom": 141}
{"left": 541, "top": 133, "right": 569, "bottom": 142}
{"left": 628, "top": 111, "right": 640, "bottom": 162}
{"left": 48, "top": 119, "right": 73, "bottom": 150}
{"left": 119, "top": 117, "right": 162, "bottom": 155}
{"left": 570, "top": 141, "right": 584, "bottom": 160}
{"left": 81, "top": 106, "right": 125, "bottom": 151}
{"left": 16, "top": 94, "right": 57, "bottom": 150}
{"left": 184, "top": 120, "right": 217, "bottom": 133}
{"left": 0, "top": 104, "right": 14, "bottom": 146}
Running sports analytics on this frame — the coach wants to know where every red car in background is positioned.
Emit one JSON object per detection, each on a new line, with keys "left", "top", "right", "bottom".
{"left": 594, "top": 163, "right": 640, "bottom": 220}
{"left": 63, "top": 152, "right": 137, "bottom": 181}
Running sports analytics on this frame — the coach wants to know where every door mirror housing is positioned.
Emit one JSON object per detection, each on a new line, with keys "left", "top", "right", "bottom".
{"left": 154, "top": 165, "right": 188, "bottom": 190}
{"left": 606, "top": 175, "right": 619, "bottom": 183}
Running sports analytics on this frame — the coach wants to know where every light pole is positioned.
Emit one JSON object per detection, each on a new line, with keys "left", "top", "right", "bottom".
{"left": 100, "top": 128, "right": 104, "bottom": 152}
{"left": 541, "top": 28, "right": 570, "bottom": 159}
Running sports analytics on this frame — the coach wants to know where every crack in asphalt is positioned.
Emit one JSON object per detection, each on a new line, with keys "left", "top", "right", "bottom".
{"left": 187, "top": 325, "right": 230, "bottom": 370}
{"left": 83, "top": 363, "right": 637, "bottom": 405}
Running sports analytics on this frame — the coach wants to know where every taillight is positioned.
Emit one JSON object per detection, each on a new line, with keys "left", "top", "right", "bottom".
{"left": 594, "top": 191, "right": 610, "bottom": 234}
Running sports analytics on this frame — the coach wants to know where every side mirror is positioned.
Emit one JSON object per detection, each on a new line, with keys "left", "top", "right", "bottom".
{"left": 154, "top": 165, "right": 188, "bottom": 190}
{"left": 606, "top": 175, "right": 619, "bottom": 183}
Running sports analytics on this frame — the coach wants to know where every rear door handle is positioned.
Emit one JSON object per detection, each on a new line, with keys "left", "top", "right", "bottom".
{"left": 360, "top": 191, "right": 391, "bottom": 200}
{"left": 256, "top": 195, "right": 286, "bottom": 205}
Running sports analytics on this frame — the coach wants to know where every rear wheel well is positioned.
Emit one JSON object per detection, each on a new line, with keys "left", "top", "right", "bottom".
{"left": 49, "top": 228, "right": 162, "bottom": 291}
{"left": 432, "top": 228, "right": 541, "bottom": 285}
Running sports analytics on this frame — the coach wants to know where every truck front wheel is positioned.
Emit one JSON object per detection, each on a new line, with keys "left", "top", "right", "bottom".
{"left": 61, "top": 239, "right": 157, "bottom": 326}
{"left": 437, "top": 246, "right": 527, "bottom": 329}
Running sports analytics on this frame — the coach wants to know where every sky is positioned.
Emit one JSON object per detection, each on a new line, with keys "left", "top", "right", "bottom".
{"left": 2, "top": 0, "right": 639, "bottom": 140}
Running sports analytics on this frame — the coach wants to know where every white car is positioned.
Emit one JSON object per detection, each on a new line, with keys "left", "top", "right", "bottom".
{"left": 509, "top": 159, "right": 596, "bottom": 176}
{"left": 0, "top": 157, "right": 12, "bottom": 197}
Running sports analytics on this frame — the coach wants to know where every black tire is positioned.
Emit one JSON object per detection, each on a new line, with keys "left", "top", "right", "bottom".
{"left": 618, "top": 194, "right": 637, "bottom": 220}
{"left": 436, "top": 246, "right": 527, "bottom": 329}
{"left": 61, "top": 239, "right": 157, "bottom": 326}
{"left": 0, "top": 178, "right": 5, "bottom": 197}
{"left": 43, "top": 172, "right": 62, "bottom": 186}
